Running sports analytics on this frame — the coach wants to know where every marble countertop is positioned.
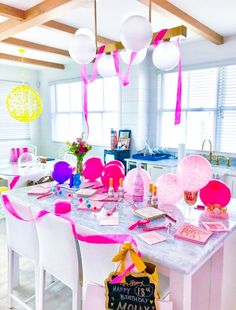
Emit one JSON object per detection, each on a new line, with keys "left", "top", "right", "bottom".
{"left": 5, "top": 185, "right": 236, "bottom": 275}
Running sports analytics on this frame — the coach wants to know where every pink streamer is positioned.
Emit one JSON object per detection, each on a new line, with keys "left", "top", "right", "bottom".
{"left": 152, "top": 28, "right": 168, "bottom": 46}
{"left": 112, "top": 51, "right": 137, "bottom": 87}
{"left": 2, "top": 194, "right": 140, "bottom": 283}
{"left": 9, "top": 176, "right": 20, "bottom": 190}
{"left": 80, "top": 45, "right": 105, "bottom": 138}
{"left": 175, "top": 38, "right": 182, "bottom": 125}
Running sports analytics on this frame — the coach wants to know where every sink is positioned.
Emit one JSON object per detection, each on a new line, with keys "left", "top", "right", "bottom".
{"left": 132, "top": 153, "right": 172, "bottom": 161}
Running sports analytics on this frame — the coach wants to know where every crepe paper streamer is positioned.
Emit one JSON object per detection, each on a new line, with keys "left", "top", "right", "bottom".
{"left": 54, "top": 200, "right": 72, "bottom": 214}
{"left": 2, "top": 194, "right": 142, "bottom": 283}
{"left": 9, "top": 176, "right": 20, "bottom": 190}
{"left": 80, "top": 45, "right": 105, "bottom": 138}
{"left": 175, "top": 38, "right": 182, "bottom": 125}
{"left": 152, "top": 29, "right": 168, "bottom": 46}
{"left": 6, "top": 85, "right": 42, "bottom": 122}
{"left": 112, "top": 50, "right": 137, "bottom": 87}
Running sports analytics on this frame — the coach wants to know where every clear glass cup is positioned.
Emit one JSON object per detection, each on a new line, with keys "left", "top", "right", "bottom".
{"left": 184, "top": 191, "right": 198, "bottom": 222}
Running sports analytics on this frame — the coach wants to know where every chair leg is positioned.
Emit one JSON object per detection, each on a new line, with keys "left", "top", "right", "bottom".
{"left": 72, "top": 284, "right": 82, "bottom": 310}
{"left": 8, "top": 249, "right": 13, "bottom": 309}
{"left": 37, "top": 268, "right": 46, "bottom": 310}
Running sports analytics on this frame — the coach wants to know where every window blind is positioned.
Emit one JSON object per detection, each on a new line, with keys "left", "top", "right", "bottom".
{"left": 0, "top": 80, "right": 30, "bottom": 140}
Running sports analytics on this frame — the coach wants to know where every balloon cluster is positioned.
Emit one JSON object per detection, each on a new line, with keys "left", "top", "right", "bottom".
{"left": 155, "top": 155, "right": 213, "bottom": 206}
{"left": 83, "top": 158, "right": 125, "bottom": 191}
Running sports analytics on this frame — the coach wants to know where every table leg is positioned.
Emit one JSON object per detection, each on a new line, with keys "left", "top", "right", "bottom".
{"left": 169, "top": 270, "right": 192, "bottom": 310}
{"left": 12, "top": 251, "right": 19, "bottom": 289}
{"left": 209, "top": 246, "right": 224, "bottom": 310}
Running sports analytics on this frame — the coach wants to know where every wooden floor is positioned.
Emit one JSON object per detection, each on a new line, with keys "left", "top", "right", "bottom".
{"left": 0, "top": 219, "right": 73, "bottom": 310}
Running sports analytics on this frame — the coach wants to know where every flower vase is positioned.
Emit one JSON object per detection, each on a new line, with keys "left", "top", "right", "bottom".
{"left": 76, "top": 158, "right": 83, "bottom": 176}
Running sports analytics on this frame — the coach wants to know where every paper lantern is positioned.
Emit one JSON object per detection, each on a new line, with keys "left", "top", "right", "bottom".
{"left": 6, "top": 85, "right": 42, "bottom": 122}
{"left": 177, "top": 155, "right": 213, "bottom": 191}
{"left": 120, "top": 15, "right": 153, "bottom": 51}
{"left": 200, "top": 179, "right": 231, "bottom": 208}
{"left": 156, "top": 173, "right": 183, "bottom": 205}
{"left": 124, "top": 167, "right": 151, "bottom": 195}
{"left": 69, "top": 28, "right": 96, "bottom": 64}
{"left": 120, "top": 48, "right": 147, "bottom": 65}
{"left": 153, "top": 41, "right": 180, "bottom": 71}
{"left": 97, "top": 54, "right": 116, "bottom": 78}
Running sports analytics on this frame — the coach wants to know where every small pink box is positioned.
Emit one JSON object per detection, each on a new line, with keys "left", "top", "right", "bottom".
{"left": 54, "top": 200, "right": 71, "bottom": 214}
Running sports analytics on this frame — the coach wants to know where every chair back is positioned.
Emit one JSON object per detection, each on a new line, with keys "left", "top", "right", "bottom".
{"left": 3, "top": 197, "right": 39, "bottom": 262}
{"left": 64, "top": 153, "right": 77, "bottom": 169}
{"left": 33, "top": 209, "right": 80, "bottom": 289}
{"left": 76, "top": 225, "right": 120, "bottom": 297}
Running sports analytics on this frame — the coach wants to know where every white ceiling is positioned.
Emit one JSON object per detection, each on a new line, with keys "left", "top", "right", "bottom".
{"left": 0, "top": 0, "right": 235, "bottom": 70}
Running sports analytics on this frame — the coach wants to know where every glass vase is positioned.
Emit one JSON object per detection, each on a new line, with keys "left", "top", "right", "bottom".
{"left": 76, "top": 158, "right": 83, "bottom": 175}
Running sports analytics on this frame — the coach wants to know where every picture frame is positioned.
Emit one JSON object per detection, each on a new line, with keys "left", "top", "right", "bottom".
{"left": 117, "top": 130, "right": 131, "bottom": 150}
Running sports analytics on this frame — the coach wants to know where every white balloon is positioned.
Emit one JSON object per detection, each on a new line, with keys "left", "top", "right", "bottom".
{"left": 97, "top": 54, "right": 116, "bottom": 78}
{"left": 75, "top": 28, "right": 95, "bottom": 40}
{"left": 69, "top": 33, "right": 96, "bottom": 64}
{"left": 153, "top": 41, "right": 180, "bottom": 71}
{"left": 120, "top": 48, "right": 147, "bottom": 65}
{"left": 120, "top": 15, "right": 153, "bottom": 51}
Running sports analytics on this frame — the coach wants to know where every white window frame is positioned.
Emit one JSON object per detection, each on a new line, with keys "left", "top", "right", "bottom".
{"left": 50, "top": 77, "right": 121, "bottom": 146}
{"left": 158, "top": 64, "right": 236, "bottom": 156}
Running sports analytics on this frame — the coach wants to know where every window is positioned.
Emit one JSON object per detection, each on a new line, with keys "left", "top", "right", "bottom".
{"left": 0, "top": 80, "right": 30, "bottom": 140}
{"left": 158, "top": 65, "right": 236, "bottom": 154}
{"left": 51, "top": 77, "right": 120, "bottom": 146}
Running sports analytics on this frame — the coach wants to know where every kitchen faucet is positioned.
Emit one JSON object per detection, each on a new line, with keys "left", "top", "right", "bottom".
{"left": 201, "top": 139, "right": 213, "bottom": 162}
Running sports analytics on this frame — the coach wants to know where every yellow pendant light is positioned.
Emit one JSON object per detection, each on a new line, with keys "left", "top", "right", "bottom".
{"left": 6, "top": 49, "right": 43, "bottom": 122}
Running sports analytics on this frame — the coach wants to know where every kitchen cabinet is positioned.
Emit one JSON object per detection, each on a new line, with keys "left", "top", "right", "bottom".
{"left": 125, "top": 158, "right": 177, "bottom": 183}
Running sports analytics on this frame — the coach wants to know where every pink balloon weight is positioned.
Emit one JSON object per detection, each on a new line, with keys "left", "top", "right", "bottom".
{"left": 177, "top": 155, "right": 213, "bottom": 191}
{"left": 124, "top": 168, "right": 151, "bottom": 195}
{"left": 83, "top": 157, "right": 104, "bottom": 181}
{"left": 200, "top": 179, "right": 231, "bottom": 208}
{"left": 101, "top": 164, "right": 125, "bottom": 190}
{"left": 156, "top": 173, "right": 183, "bottom": 205}
{"left": 106, "top": 160, "right": 125, "bottom": 172}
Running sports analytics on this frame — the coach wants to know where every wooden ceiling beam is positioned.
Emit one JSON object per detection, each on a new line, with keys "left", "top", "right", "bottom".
{"left": 42, "top": 20, "right": 118, "bottom": 45}
{"left": 0, "top": 52, "right": 64, "bottom": 69}
{"left": 3, "top": 37, "right": 70, "bottom": 57}
{"left": 0, "top": 3, "right": 25, "bottom": 20}
{"left": 104, "top": 25, "right": 187, "bottom": 53}
{"left": 0, "top": 0, "right": 83, "bottom": 41}
{"left": 138, "top": 0, "right": 224, "bottom": 45}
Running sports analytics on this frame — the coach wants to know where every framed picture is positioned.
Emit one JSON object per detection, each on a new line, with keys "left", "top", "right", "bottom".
{"left": 118, "top": 130, "right": 131, "bottom": 150}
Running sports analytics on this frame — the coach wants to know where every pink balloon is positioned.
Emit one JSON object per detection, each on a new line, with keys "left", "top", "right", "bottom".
{"left": 200, "top": 179, "right": 231, "bottom": 208}
{"left": 106, "top": 160, "right": 125, "bottom": 172}
{"left": 124, "top": 168, "right": 151, "bottom": 195}
{"left": 177, "top": 155, "right": 213, "bottom": 191}
{"left": 156, "top": 173, "right": 183, "bottom": 205}
{"left": 101, "top": 164, "right": 125, "bottom": 190}
{"left": 83, "top": 157, "right": 104, "bottom": 181}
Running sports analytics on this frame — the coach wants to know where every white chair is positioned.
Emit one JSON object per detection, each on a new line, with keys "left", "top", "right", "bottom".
{"left": 64, "top": 153, "right": 77, "bottom": 170}
{"left": 32, "top": 210, "right": 82, "bottom": 310}
{"left": 76, "top": 225, "right": 120, "bottom": 302}
{"left": 77, "top": 225, "right": 170, "bottom": 310}
{"left": 3, "top": 197, "right": 40, "bottom": 310}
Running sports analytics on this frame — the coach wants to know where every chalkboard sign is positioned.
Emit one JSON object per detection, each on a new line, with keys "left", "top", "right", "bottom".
{"left": 105, "top": 271, "right": 159, "bottom": 310}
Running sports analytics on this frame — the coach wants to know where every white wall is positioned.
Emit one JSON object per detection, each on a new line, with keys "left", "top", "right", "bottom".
{"left": 0, "top": 64, "right": 40, "bottom": 157}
